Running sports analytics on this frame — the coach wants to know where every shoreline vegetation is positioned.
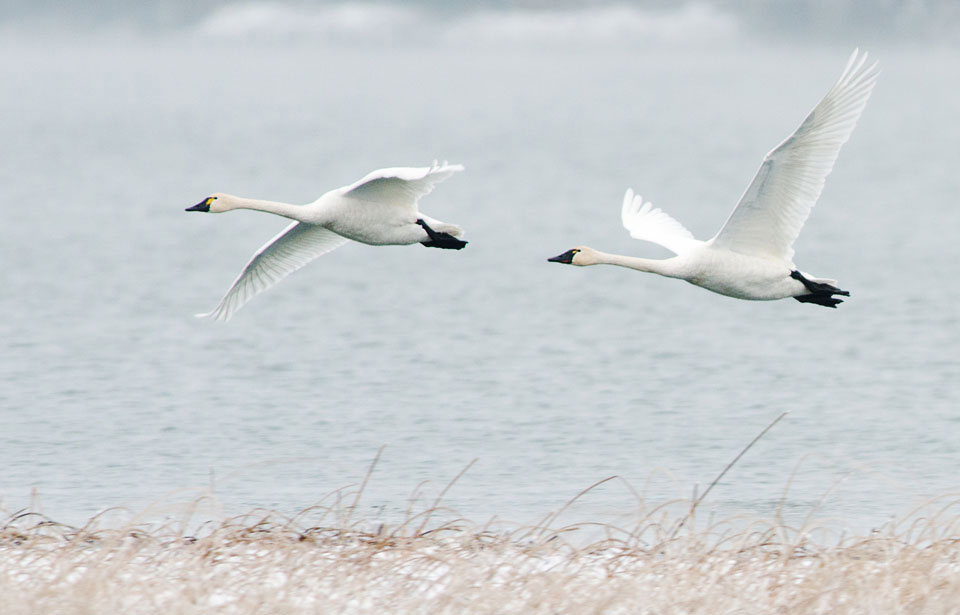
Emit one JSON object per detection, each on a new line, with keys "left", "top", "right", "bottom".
{"left": 4, "top": 436, "right": 960, "bottom": 613}
{"left": 4, "top": 490, "right": 960, "bottom": 613}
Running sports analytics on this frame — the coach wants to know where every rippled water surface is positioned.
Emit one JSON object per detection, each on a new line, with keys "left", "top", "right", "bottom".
{"left": 1, "top": 35, "right": 958, "bottom": 532}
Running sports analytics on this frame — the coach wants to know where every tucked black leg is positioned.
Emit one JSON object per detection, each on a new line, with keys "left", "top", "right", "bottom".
{"left": 794, "top": 293, "right": 845, "bottom": 308}
{"left": 417, "top": 218, "right": 468, "bottom": 250}
{"left": 791, "top": 270, "right": 850, "bottom": 308}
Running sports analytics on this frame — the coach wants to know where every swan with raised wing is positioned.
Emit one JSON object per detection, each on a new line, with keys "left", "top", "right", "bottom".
{"left": 187, "top": 161, "right": 466, "bottom": 321}
{"left": 548, "top": 50, "right": 879, "bottom": 308}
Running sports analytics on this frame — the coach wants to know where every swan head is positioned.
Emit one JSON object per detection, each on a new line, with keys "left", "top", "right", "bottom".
{"left": 186, "top": 193, "right": 233, "bottom": 213}
{"left": 547, "top": 246, "right": 599, "bottom": 266}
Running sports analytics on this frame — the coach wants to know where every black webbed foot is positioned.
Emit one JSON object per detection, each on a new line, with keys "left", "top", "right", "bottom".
{"left": 791, "top": 270, "right": 850, "bottom": 308}
{"left": 417, "top": 218, "right": 468, "bottom": 250}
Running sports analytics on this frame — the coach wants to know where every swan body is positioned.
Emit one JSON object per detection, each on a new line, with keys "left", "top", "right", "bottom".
{"left": 554, "top": 245, "right": 826, "bottom": 301}
{"left": 187, "top": 162, "right": 465, "bottom": 321}
{"left": 549, "top": 50, "right": 879, "bottom": 308}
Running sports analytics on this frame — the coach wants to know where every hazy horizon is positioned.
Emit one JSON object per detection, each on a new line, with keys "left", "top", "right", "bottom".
{"left": 2, "top": 0, "right": 958, "bottom": 46}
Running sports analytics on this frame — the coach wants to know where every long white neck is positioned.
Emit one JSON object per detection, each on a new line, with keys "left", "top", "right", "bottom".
{"left": 225, "top": 196, "right": 310, "bottom": 222}
{"left": 589, "top": 250, "right": 684, "bottom": 278}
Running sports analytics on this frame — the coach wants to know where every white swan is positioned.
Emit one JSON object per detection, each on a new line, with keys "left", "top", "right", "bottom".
{"left": 549, "top": 50, "right": 879, "bottom": 308}
{"left": 187, "top": 161, "right": 466, "bottom": 321}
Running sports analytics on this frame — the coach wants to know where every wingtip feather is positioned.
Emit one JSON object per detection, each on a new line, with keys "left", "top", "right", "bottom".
{"left": 195, "top": 307, "right": 231, "bottom": 321}
{"left": 432, "top": 161, "right": 465, "bottom": 174}
{"left": 621, "top": 188, "right": 641, "bottom": 228}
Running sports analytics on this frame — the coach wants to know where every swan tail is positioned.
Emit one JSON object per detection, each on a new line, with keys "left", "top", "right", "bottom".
{"left": 419, "top": 216, "right": 463, "bottom": 237}
{"left": 434, "top": 223, "right": 463, "bottom": 237}
{"left": 791, "top": 270, "right": 850, "bottom": 308}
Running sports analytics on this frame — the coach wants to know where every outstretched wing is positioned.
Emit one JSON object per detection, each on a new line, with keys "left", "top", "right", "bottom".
{"left": 621, "top": 189, "right": 700, "bottom": 255}
{"left": 710, "top": 49, "right": 879, "bottom": 263}
{"left": 199, "top": 222, "right": 350, "bottom": 321}
{"left": 341, "top": 161, "right": 464, "bottom": 210}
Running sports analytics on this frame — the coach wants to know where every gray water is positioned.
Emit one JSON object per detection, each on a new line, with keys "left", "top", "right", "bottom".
{"left": 1, "top": 11, "right": 959, "bottom": 533}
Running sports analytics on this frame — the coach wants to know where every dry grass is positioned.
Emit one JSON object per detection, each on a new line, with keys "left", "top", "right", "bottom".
{"left": 6, "top": 427, "right": 960, "bottom": 613}
{"left": 4, "top": 488, "right": 960, "bottom": 614}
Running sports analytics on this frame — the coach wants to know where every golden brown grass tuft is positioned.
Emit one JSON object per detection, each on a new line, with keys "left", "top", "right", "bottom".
{"left": 6, "top": 431, "right": 960, "bottom": 613}
{"left": 4, "top": 490, "right": 960, "bottom": 614}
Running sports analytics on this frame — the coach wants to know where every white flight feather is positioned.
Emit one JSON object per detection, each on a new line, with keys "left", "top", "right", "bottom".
{"left": 709, "top": 48, "right": 880, "bottom": 263}
{"left": 198, "top": 222, "right": 350, "bottom": 322}
{"left": 620, "top": 188, "right": 699, "bottom": 255}
{"left": 342, "top": 160, "right": 464, "bottom": 209}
